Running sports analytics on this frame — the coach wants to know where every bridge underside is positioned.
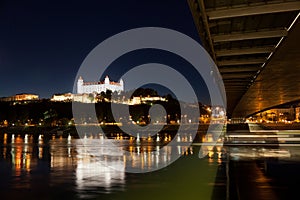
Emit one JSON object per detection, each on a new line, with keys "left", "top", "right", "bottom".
{"left": 187, "top": 0, "right": 300, "bottom": 117}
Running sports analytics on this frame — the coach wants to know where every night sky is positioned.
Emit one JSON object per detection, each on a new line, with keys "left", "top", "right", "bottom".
{"left": 0, "top": 0, "right": 210, "bottom": 103}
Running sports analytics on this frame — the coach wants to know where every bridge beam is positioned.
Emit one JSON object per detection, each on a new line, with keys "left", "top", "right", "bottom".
{"left": 218, "top": 58, "right": 266, "bottom": 66}
{"left": 197, "top": 0, "right": 216, "bottom": 61}
{"left": 219, "top": 66, "right": 260, "bottom": 73}
{"left": 216, "top": 46, "right": 275, "bottom": 57}
{"left": 222, "top": 73, "right": 254, "bottom": 79}
{"left": 223, "top": 78, "right": 252, "bottom": 82}
{"left": 207, "top": 1, "right": 300, "bottom": 20}
{"left": 212, "top": 29, "right": 287, "bottom": 43}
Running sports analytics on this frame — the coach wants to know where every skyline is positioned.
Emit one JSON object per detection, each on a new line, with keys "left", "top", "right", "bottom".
{"left": 0, "top": 0, "right": 208, "bottom": 102}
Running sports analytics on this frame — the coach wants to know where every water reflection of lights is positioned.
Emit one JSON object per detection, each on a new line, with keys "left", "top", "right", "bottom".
{"left": 75, "top": 140, "right": 125, "bottom": 193}
{"left": 50, "top": 140, "right": 75, "bottom": 169}
{"left": 10, "top": 135, "right": 33, "bottom": 173}
{"left": 125, "top": 144, "right": 190, "bottom": 172}
{"left": 199, "top": 145, "right": 226, "bottom": 161}
{"left": 24, "top": 134, "right": 29, "bottom": 144}
{"left": 198, "top": 145, "right": 293, "bottom": 162}
{"left": 75, "top": 139, "right": 192, "bottom": 173}
{"left": 3, "top": 133, "right": 7, "bottom": 145}
{"left": 7, "top": 133, "right": 300, "bottom": 197}
{"left": 229, "top": 147, "right": 291, "bottom": 160}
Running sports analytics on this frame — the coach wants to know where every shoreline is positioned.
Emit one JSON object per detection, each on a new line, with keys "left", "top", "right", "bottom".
{"left": 0, "top": 124, "right": 210, "bottom": 141}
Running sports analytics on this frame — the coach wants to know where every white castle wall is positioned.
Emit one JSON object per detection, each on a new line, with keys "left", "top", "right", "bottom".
{"left": 77, "top": 76, "right": 124, "bottom": 94}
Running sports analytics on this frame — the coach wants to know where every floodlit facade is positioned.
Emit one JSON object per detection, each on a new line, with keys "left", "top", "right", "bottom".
{"left": 130, "top": 96, "right": 166, "bottom": 105}
{"left": 77, "top": 76, "right": 124, "bottom": 94}
{"left": 51, "top": 93, "right": 96, "bottom": 103}
{"left": 51, "top": 93, "right": 73, "bottom": 102}
{"left": 0, "top": 93, "right": 39, "bottom": 102}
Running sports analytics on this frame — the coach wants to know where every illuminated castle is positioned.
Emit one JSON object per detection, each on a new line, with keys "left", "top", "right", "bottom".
{"left": 77, "top": 76, "right": 124, "bottom": 94}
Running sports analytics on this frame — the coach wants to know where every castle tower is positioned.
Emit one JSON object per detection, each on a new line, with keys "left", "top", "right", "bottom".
{"left": 77, "top": 76, "right": 84, "bottom": 94}
{"left": 119, "top": 79, "right": 124, "bottom": 91}
{"left": 104, "top": 75, "right": 110, "bottom": 85}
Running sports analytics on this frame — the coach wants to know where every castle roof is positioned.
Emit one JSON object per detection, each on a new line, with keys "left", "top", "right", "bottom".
{"left": 79, "top": 75, "right": 122, "bottom": 86}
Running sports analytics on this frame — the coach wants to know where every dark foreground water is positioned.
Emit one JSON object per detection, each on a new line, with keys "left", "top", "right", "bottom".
{"left": 1, "top": 133, "right": 300, "bottom": 200}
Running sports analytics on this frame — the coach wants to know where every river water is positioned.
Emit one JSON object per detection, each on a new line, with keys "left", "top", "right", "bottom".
{"left": 1, "top": 133, "right": 300, "bottom": 199}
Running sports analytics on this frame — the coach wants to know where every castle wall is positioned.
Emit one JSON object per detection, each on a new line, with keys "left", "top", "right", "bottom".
{"left": 77, "top": 76, "right": 123, "bottom": 94}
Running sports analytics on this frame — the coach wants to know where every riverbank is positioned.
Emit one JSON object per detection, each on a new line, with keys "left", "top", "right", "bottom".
{"left": 0, "top": 124, "right": 210, "bottom": 142}
{"left": 258, "top": 122, "right": 300, "bottom": 130}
